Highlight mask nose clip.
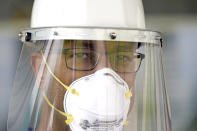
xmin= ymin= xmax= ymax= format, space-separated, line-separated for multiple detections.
xmin=98 ymin=68 xmax=132 ymax=99
xmin=105 ymin=71 xmax=132 ymax=99
xmin=104 ymin=72 xmax=124 ymax=86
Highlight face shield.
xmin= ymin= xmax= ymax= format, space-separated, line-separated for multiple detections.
xmin=7 ymin=28 xmax=171 ymax=131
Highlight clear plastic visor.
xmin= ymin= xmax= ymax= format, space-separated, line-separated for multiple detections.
xmin=8 ymin=29 xmax=171 ymax=131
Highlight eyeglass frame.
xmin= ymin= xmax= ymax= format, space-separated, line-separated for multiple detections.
xmin=42 ymin=47 xmax=145 ymax=73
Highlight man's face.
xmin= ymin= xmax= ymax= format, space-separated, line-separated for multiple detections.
xmin=32 ymin=40 xmax=138 ymax=129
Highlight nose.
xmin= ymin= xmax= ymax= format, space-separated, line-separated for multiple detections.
xmin=94 ymin=53 xmax=111 ymax=71
xmin=93 ymin=41 xmax=112 ymax=71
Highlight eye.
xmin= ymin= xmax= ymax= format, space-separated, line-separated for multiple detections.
xmin=74 ymin=52 xmax=88 ymax=58
xmin=117 ymin=55 xmax=131 ymax=62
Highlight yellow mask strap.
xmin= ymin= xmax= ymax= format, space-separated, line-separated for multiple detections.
xmin=43 ymin=93 xmax=73 ymax=124
xmin=125 ymin=89 xmax=132 ymax=125
xmin=124 ymin=121 xmax=129 ymax=126
xmin=125 ymin=89 xmax=132 ymax=99
xmin=40 ymin=50 xmax=79 ymax=96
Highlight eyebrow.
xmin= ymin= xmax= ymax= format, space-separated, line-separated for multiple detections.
xmin=116 ymin=46 xmax=135 ymax=52
xmin=117 ymin=42 xmax=138 ymax=51
xmin=81 ymin=40 xmax=96 ymax=50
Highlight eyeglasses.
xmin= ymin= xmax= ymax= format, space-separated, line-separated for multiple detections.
xmin=63 ymin=48 xmax=145 ymax=73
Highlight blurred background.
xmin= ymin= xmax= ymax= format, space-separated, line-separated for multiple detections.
xmin=0 ymin=0 xmax=197 ymax=131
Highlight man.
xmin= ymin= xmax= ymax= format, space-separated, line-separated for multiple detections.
xmin=7 ymin=0 xmax=171 ymax=131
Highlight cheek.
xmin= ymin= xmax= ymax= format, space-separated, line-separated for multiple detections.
xmin=119 ymin=73 xmax=136 ymax=89
xmin=56 ymin=68 xmax=94 ymax=86
xmin=51 ymin=60 xmax=95 ymax=110
xmin=118 ymin=73 xmax=136 ymax=113
xmin=47 ymin=80 xmax=66 ymax=110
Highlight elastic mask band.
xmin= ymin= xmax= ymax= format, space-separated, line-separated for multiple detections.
xmin=125 ymin=90 xmax=132 ymax=99
xmin=43 ymin=93 xmax=74 ymax=124
xmin=41 ymin=51 xmax=79 ymax=96
xmin=124 ymin=121 xmax=129 ymax=126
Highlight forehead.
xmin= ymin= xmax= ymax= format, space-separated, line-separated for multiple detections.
xmin=63 ymin=40 xmax=138 ymax=51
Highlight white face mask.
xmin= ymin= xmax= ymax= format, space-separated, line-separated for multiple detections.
xmin=64 ymin=68 xmax=131 ymax=131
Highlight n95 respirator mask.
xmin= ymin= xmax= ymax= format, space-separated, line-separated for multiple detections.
xmin=64 ymin=68 xmax=131 ymax=131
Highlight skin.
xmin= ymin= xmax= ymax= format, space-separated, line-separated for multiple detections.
xmin=31 ymin=40 xmax=138 ymax=131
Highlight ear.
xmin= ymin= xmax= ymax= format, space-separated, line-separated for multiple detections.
xmin=31 ymin=53 xmax=42 ymax=77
